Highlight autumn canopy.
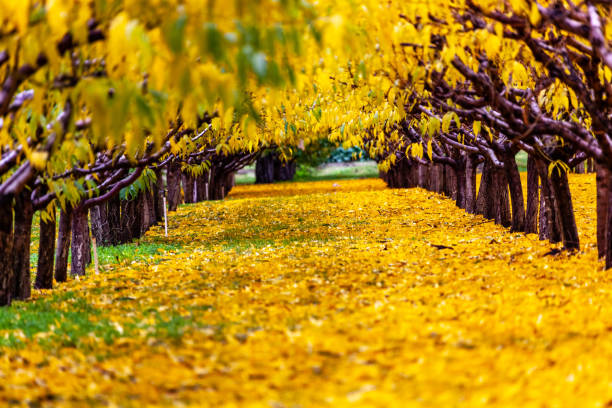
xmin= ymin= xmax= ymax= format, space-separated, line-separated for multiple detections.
xmin=0 ymin=0 xmax=611 ymax=405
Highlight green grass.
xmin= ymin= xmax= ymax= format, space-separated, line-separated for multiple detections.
xmin=516 ymin=151 xmax=528 ymax=172
xmin=236 ymin=161 xmax=379 ymax=185
xmin=0 ymin=290 xmax=124 ymax=349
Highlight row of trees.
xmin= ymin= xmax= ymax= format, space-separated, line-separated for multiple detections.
xmin=366 ymin=1 xmax=612 ymax=265
xmin=0 ymin=0 xmax=332 ymax=306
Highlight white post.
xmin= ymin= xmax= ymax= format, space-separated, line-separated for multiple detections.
xmin=92 ymin=237 xmax=99 ymax=275
xmin=162 ymin=196 xmax=168 ymax=237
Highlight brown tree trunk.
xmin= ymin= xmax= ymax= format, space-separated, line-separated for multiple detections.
xmin=418 ymin=162 xmax=429 ymax=189
xmin=35 ymin=211 xmax=56 ymax=290
xmin=491 ymin=168 xmax=511 ymax=228
xmin=54 ymin=207 xmax=72 ymax=283
xmin=596 ymin=164 xmax=610 ymax=258
xmin=104 ymin=196 xmax=121 ymax=245
xmin=167 ymin=161 xmax=181 ymax=211
xmin=90 ymin=204 xmax=112 ymax=246
xmin=536 ymin=161 xmax=562 ymax=243
xmin=255 ymin=154 xmax=275 ymax=184
xmin=549 ymin=167 xmax=580 ymax=250
xmin=196 ymin=171 xmax=209 ymax=202
xmin=465 ymin=155 xmax=478 ymax=214
xmin=431 ymin=163 xmax=445 ymax=194
xmin=445 ymin=164 xmax=457 ymax=201
xmin=208 ymin=166 xmax=226 ymax=200
xmin=504 ymin=153 xmax=525 ymax=232
xmin=476 ymin=161 xmax=492 ymax=216
xmin=454 ymin=160 xmax=466 ymax=210
xmin=132 ymin=193 xmax=144 ymax=238
xmin=0 ymin=202 xmax=14 ymax=306
xmin=525 ymin=156 xmax=539 ymax=234
xmin=274 ymin=159 xmax=296 ymax=182
xmin=182 ymin=173 xmax=196 ymax=204
xmin=70 ymin=209 xmax=91 ymax=277
xmin=12 ymin=189 xmax=33 ymax=300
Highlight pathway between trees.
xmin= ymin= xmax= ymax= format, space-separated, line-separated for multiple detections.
xmin=1 ymin=177 xmax=611 ymax=407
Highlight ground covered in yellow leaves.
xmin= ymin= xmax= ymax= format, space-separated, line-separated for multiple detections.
xmin=1 ymin=176 xmax=612 ymax=407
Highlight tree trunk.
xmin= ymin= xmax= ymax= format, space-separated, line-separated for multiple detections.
xmin=504 ymin=153 xmax=525 ymax=232
xmin=536 ymin=161 xmax=562 ymax=243
xmin=491 ymin=168 xmax=511 ymax=228
xmin=182 ymin=173 xmax=196 ymax=204
xmin=225 ymin=173 xmax=236 ymax=196
xmin=0 ymin=202 xmax=14 ymax=306
xmin=525 ymin=156 xmax=539 ymax=234
xmin=454 ymin=161 xmax=466 ymax=210
xmin=476 ymin=161 xmax=492 ymax=217
xmin=596 ymin=164 xmax=611 ymax=258
xmin=90 ymin=204 xmax=112 ymax=246
xmin=12 ymin=189 xmax=34 ymax=300
xmin=70 ymin=209 xmax=91 ymax=277
xmin=445 ymin=164 xmax=457 ymax=200
xmin=209 ymin=166 xmax=226 ymax=200
xmin=465 ymin=155 xmax=478 ymax=214
xmin=167 ymin=161 xmax=181 ymax=211
xmin=255 ymin=154 xmax=275 ymax=184
xmin=196 ymin=171 xmax=209 ymax=202
xmin=549 ymin=167 xmax=580 ymax=250
xmin=35 ymin=211 xmax=56 ymax=290
xmin=131 ymin=193 xmax=144 ymax=239
xmin=274 ymin=159 xmax=296 ymax=182
xmin=55 ymin=207 xmax=72 ymax=283
xmin=106 ymin=196 xmax=121 ymax=245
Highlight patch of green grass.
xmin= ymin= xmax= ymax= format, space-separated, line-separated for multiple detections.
xmin=236 ymin=172 xmax=256 ymax=185
xmin=295 ymin=161 xmax=379 ymax=182
xmin=0 ymin=291 xmax=124 ymax=349
xmin=96 ymin=241 xmax=183 ymax=266
xmin=516 ymin=151 xmax=528 ymax=172
xmin=235 ymin=161 xmax=380 ymax=185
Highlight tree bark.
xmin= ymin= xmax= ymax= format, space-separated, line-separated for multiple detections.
xmin=167 ymin=161 xmax=181 ymax=211
xmin=70 ymin=209 xmax=91 ymax=277
xmin=274 ymin=159 xmax=296 ymax=182
xmin=208 ymin=166 xmax=226 ymax=200
xmin=12 ymin=189 xmax=33 ymax=300
xmin=536 ymin=161 xmax=562 ymax=243
xmin=182 ymin=173 xmax=196 ymax=204
xmin=90 ymin=204 xmax=111 ymax=246
xmin=153 ymin=169 xmax=165 ymax=222
xmin=196 ymin=171 xmax=209 ymax=202
xmin=504 ymin=153 xmax=525 ymax=232
xmin=454 ymin=160 xmax=466 ymax=210
xmin=491 ymin=168 xmax=511 ymax=228
xmin=35 ymin=211 xmax=56 ymax=290
xmin=525 ymin=156 xmax=539 ymax=234
xmin=465 ymin=155 xmax=478 ymax=214
xmin=55 ymin=207 xmax=72 ymax=283
xmin=476 ymin=161 xmax=492 ymax=217
xmin=255 ymin=154 xmax=275 ymax=184
xmin=0 ymin=201 xmax=14 ymax=306
xmin=107 ymin=195 xmax=121 ymax=245
xmin=549 ymin=167 xmax=580 ymax=250
xmin=596 ymin=164 xmax=610 ymax=258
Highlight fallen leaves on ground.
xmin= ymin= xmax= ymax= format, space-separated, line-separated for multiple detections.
xmin=1 ymin=175 xmax=611 ymax=407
